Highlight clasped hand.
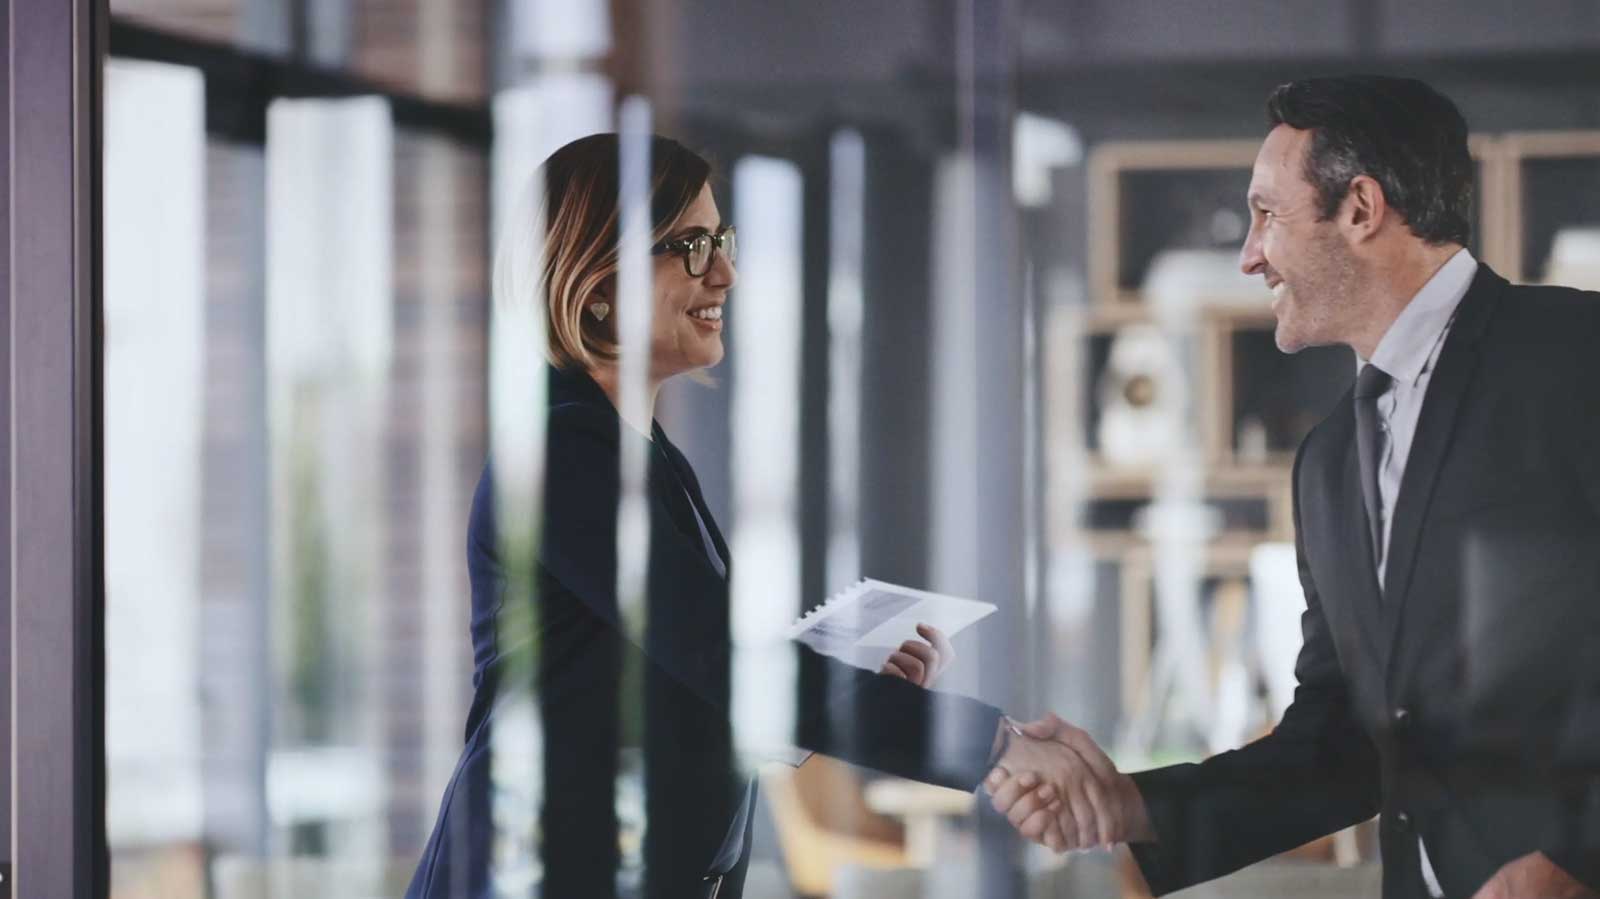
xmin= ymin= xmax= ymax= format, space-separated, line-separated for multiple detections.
xmin=984 ymin=714 xmax=1154 ymax=853
xmin=877 ymin=639 xmax=1153 ymax=854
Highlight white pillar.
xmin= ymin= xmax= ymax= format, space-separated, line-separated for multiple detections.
xmin=103 ymin=57 xmax=207 ymax=849
xmin=730 ymin=155 xmax=805 ymax=760
xmin=264 ymin=95 xmax=393 ymax=881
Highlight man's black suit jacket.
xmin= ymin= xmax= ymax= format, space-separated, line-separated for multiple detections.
xmin=1130 ymin=264 xmax=1600 ymax=898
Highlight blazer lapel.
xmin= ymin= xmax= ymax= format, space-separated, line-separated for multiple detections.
xmin=651 ymin=428 xmax=731 ymax=581
xmin=545 ymin=365 xmax=730 ymax=583
xmin=692 ymin=490 xmax=731 ymax=579
xmin=685 ymin=477 xmax=732 ymax=577
xmin=1380 ymin=267 xmax=1505 ymax=662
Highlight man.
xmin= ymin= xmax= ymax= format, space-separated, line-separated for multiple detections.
xmin=988 ymin=76 xmax=1600 ymax=898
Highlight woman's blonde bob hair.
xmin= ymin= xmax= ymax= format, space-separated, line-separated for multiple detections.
xmin=506 ymin=133 xmax=712 ymax=371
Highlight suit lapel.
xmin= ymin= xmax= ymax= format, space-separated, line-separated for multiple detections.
xmin=686 ymin=476 xmax=732 ymax=576
xmin=1380 ymin=267 xmax=1505 ymax=663
xmin=546 ymin=365 xmax=730 ymax=585
xmin=651 ymin=428 xmax=731 ymax=580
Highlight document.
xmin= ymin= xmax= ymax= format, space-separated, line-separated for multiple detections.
xmin=758 ymin=580 xmax=997 ymax=769
xmin=787 ymin=578 xmax=998 ymax=671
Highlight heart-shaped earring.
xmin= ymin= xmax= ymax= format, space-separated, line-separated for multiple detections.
xmin=589 ymin=302 xmax=611 ymax=322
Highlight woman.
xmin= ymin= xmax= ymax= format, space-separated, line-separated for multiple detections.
xmin=406 ymin=134 xmax=1012 ymax=899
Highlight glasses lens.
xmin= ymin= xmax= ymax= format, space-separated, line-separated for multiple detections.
xmin=721 ymin=227 xmax=736 ymax=266
xmin=688 ymin=234 xmax=712 ymax=276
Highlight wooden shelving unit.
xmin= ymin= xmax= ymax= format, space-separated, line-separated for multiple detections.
xmin=1089 ymin=136 xmax=1513 ymax=308
xmin=1087 ymin=139 xmax=1262 ymax=311
xmin=1495 ymin=131 xmax=1600 ymax=285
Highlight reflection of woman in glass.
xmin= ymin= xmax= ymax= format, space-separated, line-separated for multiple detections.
xmin=406 ymin=134 xmax=1010 ymax=899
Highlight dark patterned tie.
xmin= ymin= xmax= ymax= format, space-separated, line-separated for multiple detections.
xmin=1354 ymin=363 xmax=1394 ymax=573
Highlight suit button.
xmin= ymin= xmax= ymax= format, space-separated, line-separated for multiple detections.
xmin=1395 ymin=811 xmax=1412 ymax=831
xmin=1392 ymin=707 xmax=1411 ymax=731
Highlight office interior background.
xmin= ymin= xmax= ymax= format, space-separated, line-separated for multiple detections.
xmin=66 ymin=0 xmax=1600 ymax=896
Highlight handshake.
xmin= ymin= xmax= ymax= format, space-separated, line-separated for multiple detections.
xmin=984 ymin=714 xmax=1156 ymax=852
xmin=875 ymin=628 xmax=1155 ymax=853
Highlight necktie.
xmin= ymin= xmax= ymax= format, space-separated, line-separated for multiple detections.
xmin=1353 ymin=364 xmax=1393 ymax=573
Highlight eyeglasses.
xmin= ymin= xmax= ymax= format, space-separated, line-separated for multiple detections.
xmin=650 ymin=225 xmax=737 ymax=278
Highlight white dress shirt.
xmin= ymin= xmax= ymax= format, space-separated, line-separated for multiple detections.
xmin=1357 ymin=246 xmax=1478 ymax=896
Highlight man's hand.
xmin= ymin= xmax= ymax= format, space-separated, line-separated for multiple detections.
xmin=1472 ymin=852 xmax=1597 ymax=899
xmin=983 ymin=713 xmax=1155 ymax=853
xmin=878 ymin=623 xmax=954 ymax=688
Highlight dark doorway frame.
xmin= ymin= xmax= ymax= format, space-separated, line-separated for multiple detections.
xmin=8 ymin=0 xmax=109 ymax=897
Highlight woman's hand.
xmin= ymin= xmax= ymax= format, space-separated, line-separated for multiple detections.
xmin=879 ymin=623 xmax=955 ymax=688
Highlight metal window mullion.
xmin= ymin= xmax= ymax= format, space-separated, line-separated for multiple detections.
xmin=0 ymin=0 xmax=12 ymax=881
xmin=10 ymin=0 xmax=106 ymax=897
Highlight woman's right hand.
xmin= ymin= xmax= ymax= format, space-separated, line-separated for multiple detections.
xmin=879 ymin=623 xmax=955 ymax=688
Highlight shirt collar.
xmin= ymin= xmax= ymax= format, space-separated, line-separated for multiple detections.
xmin=1363 ymin=248 xmax=1477 ymax=387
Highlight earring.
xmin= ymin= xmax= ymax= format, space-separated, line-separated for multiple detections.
xmin=589 ymin=302 xmax=610 ymax=322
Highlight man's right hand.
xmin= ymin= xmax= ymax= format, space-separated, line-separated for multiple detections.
xmin=984 ymin=713 xmax=1155 ymax=852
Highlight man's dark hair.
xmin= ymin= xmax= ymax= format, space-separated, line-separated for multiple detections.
xmin=1266 ymin=75 xmax=1473 ymax=246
